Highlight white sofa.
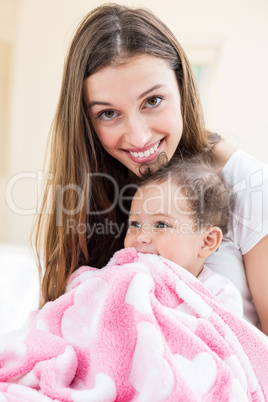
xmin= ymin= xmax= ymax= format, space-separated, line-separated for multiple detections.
xmin=0 ymin=243 xmax=39 ymax=334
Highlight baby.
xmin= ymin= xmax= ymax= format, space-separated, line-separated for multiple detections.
xmin=124 ymin=159 xmax=243 ymax=317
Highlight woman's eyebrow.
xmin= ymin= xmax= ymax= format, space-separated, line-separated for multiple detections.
xmin=88 ymin=100 xmax=112 ymax=107
xmin=137 ymin=84 xmax=166 ymax=100
xmin=88 ymin=84 xmax=166 ymax=108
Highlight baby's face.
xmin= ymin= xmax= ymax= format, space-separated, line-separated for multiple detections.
xmin=124 ymin=181 xmax=205 ymax=276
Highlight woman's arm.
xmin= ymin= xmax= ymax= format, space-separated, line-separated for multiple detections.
xmin=243 ymin=234 xmax=268 ymax=335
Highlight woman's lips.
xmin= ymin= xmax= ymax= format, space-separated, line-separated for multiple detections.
xmin=124 ymin=139 xmax=164 ymax=163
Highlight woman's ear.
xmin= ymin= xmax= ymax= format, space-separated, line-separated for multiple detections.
xmin=198 ymin=227 xmax=223 ymax=259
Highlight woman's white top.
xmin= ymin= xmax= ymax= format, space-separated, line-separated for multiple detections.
xmin=205 ymin=149 xmax=268 ymax=327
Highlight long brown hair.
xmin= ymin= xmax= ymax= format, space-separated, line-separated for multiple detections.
xmin=34 ymin=3 xmax=219 ymax=306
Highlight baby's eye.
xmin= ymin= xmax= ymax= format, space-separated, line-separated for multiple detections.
xmin=129 ymin=221 xmax=141 ymax=228
xmin=155 ymin=221 xmax=170 ymax=229
xmin=97 ymin=110 xmax=119 ymax=121
xmin=144 ymin=96 xmax=162 ymax=109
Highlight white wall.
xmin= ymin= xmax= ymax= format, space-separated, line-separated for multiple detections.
xmin=3 ymin=0 xmax=268 ymax=245
xmin=0 ymin=0 xmax=18 ymax=242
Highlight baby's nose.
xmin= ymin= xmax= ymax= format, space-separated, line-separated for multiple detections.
xmin=135 ymin=229 xmax=152 ymax=244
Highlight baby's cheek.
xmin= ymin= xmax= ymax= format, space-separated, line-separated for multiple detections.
xmin=124 ymin=232 xmax=133 ymax=248
xmin=158 ymin=241 xmax=176 ymax=263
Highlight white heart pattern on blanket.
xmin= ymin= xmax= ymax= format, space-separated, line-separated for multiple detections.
xmin=1 ymin=249 xmax=267 ymax=401
xmin=61 ymin=277 xmax=109 ymax=348
xmin=130 ymin=322 xmax=175 ymax=401
xmin=173 ymin=352 xmax=217 ymax=397
xmin=125 ymin=272 xmax=154 ymax=313
xmin=0 ymin=327 xmax=28 ymax=368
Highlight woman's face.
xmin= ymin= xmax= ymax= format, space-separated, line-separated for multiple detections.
xmin=84 ymin=55 xmax=183 ymax=176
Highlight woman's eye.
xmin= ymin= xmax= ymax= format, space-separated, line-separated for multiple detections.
xmin=129 ymin=221 xmax=141 ymax=228
xmin=155 ymin=221 xmax=170 ymax=229
xmin=98 ymin=110 xmax=118 ymax=121
xmin=144 ymin=96 xmax=162 ymax=109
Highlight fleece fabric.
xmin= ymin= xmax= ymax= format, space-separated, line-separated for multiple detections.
xmin=0 ymin=248 xmax=267 ymax=401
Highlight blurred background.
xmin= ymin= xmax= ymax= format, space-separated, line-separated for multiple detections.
xmin=1 ymin=0 xmax=268 ymax=247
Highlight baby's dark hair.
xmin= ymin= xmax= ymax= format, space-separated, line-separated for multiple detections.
xmin=138 ymin=158 xmax=235 ymax=235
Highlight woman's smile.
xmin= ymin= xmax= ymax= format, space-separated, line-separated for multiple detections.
xmin=123 ymin=138 xmax=164 ymax=163
xmin=84 ymin=55 xmax=183 ymax=176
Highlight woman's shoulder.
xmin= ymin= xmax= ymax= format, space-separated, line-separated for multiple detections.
xmin=213 ymin=141 xmax=268 ymax=178
xmin=218 ymin=144 xmax=268 ymax=255
xmin=212 ymin=140 xmax=237 ymax=172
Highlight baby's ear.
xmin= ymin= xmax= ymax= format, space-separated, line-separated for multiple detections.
xmin=198 ymin=227 xmax=222 ymax=259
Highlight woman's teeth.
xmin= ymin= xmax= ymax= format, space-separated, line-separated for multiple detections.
xmin=129 ymin=141 xmax=161 ymax=158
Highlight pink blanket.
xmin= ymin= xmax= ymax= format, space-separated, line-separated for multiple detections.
xmin=0 ymin=248 xmax=267 ymax=401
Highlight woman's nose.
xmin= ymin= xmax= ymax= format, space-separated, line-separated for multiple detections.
xmin=125 ymin=115 xmax=151 ymax=149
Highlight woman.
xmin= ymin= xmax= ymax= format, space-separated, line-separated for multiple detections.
xmin=35 ymin=3 xmax=268 ymax=335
